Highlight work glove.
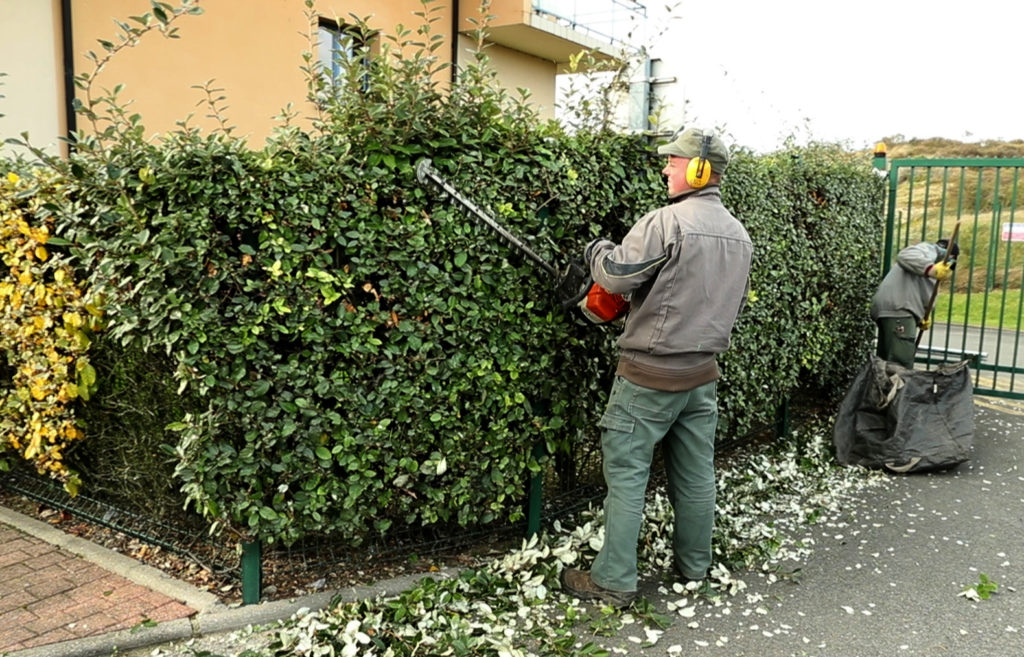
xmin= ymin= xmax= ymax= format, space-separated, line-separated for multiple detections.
xmin=918 ymin=317 xmax=931 ymax=331
xmin=929 ymin=261 xmax=953 ymax=281
xmin=555 ymin=259 xmax=592 ymax=309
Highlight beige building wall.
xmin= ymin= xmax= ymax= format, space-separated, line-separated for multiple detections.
xmin=459 ymin=35 xmax=558 ymax=117
xmin=72 ymin=0 xmax=324 ymax=146
xmin=73 ymin=0 xmax=558 ymax=143
xmin=0 ymin=1 xmax=595 ymax=152
xmin=0 ymin=0 xmax=65 ymax=157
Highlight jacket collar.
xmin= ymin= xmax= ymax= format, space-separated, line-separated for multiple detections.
xmin=668 ymin=185 xmax=721 ymax=204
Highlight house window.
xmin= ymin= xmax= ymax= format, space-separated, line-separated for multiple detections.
xmin=317 ymin=18 xmax=368 ymax=87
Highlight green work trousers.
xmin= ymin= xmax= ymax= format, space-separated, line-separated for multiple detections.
xmin=876 ymin=316 xmax=918 ymax=369
xmin=591 ymin=376 xmax=718 ymax=593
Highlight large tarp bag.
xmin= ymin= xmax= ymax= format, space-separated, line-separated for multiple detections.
xmin=833 ymin=355 xmax=974 ymax=473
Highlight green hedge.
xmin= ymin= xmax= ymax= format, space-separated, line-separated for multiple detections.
xmin=3 ymin=9 xmax=885 ymax=546
xmin=719 ymin=149 xmax=884 ymax=426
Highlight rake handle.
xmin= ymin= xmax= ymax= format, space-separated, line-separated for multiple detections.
xmin=915 ymin=221 xmax=962 ymax=349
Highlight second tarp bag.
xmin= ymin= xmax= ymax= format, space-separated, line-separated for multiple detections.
xmin=833 ymin=355 xmax=974 ymax=473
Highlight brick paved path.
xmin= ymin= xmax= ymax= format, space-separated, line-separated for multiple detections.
xmin=0 ymin=523 xmax=195 ymax=653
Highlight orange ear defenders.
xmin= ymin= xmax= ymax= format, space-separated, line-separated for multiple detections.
xmin=685 ymin=134 xmax=714 ymax=188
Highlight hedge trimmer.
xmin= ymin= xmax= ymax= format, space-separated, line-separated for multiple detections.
xmin=415 ymin=158 xmax=628 ymax=324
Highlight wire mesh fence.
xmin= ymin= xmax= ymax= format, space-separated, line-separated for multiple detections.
xmin=0 ymin=466 xmax=238 ymax=576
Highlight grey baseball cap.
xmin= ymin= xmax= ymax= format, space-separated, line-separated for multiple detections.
xmin=657 ymin=128 xmax=730 ymax=173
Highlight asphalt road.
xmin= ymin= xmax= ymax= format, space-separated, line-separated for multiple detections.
xmin=920 ymin=322 xmax=1022 ymax=369
xmin=920 ymin=322 xmax=1024 ymax=396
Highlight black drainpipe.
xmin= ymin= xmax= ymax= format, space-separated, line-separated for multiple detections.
xmin=60 ymin=0 xmax=77 ymax=148
xmin=450 ymin=0 xmax=459 ymax=84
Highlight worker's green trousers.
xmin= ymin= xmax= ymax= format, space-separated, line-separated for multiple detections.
xmin=876 ymin=316 xmax=918 ymax=369
xmin=591 ymin=376 xmax=718 ymax=593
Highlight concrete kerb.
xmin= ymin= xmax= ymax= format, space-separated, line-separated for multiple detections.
xmin=8 ymin=584 xmax=423 ymax=657
xmin=2 ymin=502 xmax=457 ymax=657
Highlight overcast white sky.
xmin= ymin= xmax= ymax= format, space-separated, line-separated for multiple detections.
xmin=644 ymin=0 xmax=1023 ymax=153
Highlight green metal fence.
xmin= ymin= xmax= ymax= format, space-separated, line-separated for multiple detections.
xmin=884 ymin=157 xmax=1024 ymax=399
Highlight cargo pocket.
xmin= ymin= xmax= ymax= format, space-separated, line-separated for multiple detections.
xmin=598 ymin=412 xmax=635 ymax=434
xmin=598 ymin=376 xmax=636 ymax=434
xmin=598 ymin=409 xmax=637 ymax=465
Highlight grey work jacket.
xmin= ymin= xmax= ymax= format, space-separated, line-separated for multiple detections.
xmin=870 ymin=242 xmax=942 ymax=322
xmin=585 ymin=187 xmax=752 ymax=366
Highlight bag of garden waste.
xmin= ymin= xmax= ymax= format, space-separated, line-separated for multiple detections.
xmin=833 ymin=355 xmax=973 ymax=473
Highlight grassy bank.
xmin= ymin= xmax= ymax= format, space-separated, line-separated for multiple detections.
xmin=934 ymin=286 xmax=1024 ymax=328
xmin=882 ymin=137 xmax=1024 ymax=330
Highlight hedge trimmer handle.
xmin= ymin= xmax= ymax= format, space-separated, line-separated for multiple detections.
xmin=554 ymin=259 xmax=591 ymax=308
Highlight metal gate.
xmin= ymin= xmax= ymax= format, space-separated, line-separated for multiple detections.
xmin=883 ymin=156 xmax=1024 ymax=400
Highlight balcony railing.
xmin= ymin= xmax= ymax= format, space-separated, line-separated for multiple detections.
xmin=532 ymin=0 xmax=647 ymax=49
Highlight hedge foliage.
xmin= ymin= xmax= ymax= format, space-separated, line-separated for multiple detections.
xmin=719 ymin=149 xmax=885 ymax=425
xmin=0 ymin=1 xmax=885 ymax=545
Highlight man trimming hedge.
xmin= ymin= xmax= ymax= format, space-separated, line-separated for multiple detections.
xmin=561 ymin=128 xmax=753 ymax=608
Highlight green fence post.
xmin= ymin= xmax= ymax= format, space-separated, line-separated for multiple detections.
xmin=875 ymin=142 xmax=899 ymax=274
xmin=241 ymin=540 xmax=262 ymax=605
xmin=987 ymin=199 xmax=1001 ymax=291
xmin=526 ymin=441 xmax=544 ymax=538
xmin=774 ymin=398 xmax=790 ymax=439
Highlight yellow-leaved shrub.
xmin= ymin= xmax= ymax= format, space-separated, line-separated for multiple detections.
xmin=0 ymin=170 xmax=102 ymax=493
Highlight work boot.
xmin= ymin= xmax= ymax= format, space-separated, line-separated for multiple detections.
xmin=672 ymin=561 xmax=708 ymax=592
xmin=560 ymin=568 xmax=636 ymax=609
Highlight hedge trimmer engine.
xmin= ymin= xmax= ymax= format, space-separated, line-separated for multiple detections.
xmin=415 ymin=159 xmax=628 ymax=324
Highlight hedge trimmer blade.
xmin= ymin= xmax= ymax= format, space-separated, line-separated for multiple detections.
xmin=415 ymin=158 xmax=558 ymax=277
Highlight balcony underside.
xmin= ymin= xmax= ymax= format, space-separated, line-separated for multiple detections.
xmin=471 ymin=15 xmax=621 ymax=64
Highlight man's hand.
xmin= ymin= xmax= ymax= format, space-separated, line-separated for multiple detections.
xmin=929 ymin=261 xmax=953 ymax=281
xmin=918 ymin=318 xmax=931 ymax=331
